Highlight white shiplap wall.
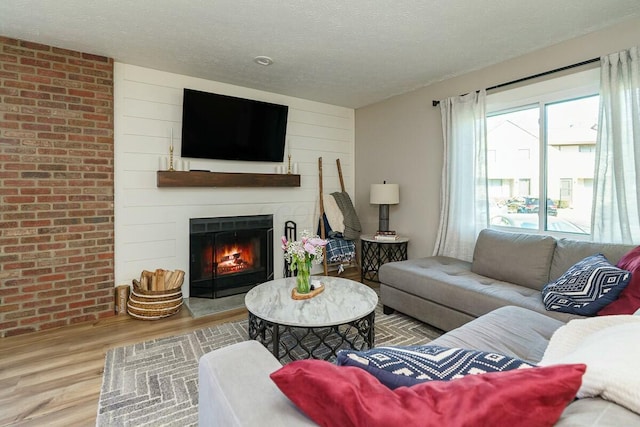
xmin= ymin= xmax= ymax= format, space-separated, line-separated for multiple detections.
xmin=114 ymin=63 xmax=355 ymax=295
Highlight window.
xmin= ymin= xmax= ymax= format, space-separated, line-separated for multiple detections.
xmin=579 ymin=144 xmax=596 ymax=153
xmin=488 ymin=179 xmax=511 ymax=200
xmin=487 ymin=68 xmax=599 ymax=235
xmin=517 ymin=149 xmax=530 ymax=160
xmin=518 ymin=178 xmax=531 ymax=196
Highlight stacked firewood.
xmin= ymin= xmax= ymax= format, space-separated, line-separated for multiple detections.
xmin=134 ymin=269 xmax=185 ymax=291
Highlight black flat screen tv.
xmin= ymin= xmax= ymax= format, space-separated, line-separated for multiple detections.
xmin=181 ymin=88 xmax=288 ymax=163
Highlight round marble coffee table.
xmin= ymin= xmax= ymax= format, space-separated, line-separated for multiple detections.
xmin=245 ymin=276 xmax=378 ymax=362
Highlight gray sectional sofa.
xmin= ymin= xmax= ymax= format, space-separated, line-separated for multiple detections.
xmin=198 ymin=305 xmax=640 ymax=425
xmin=197 ymin=229 xmax=640 ymax=426
xmin=379 ymin=228 xmax=634 ymax=331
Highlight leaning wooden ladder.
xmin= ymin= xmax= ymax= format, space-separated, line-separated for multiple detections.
xmin=318 ymin=157 xmax=357 ymax=275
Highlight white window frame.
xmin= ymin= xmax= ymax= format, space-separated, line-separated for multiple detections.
xmin=486 ymin=68 xmax=600 ymax=238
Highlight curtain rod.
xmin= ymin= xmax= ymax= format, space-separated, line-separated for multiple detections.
xmin=432 ymin=57 xmax=600 ymax=107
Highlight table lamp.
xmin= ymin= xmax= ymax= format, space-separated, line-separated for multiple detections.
xmin=370 ymin=182 xmax=400 ymax=232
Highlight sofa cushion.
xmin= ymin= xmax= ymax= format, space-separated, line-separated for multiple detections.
xmin=550 ymin=238 xmax=635 ymax=282
xmin=555 ymin=398 xmax=640 ymax=426
xmin=430 ymin=306 xmax=564 ymax=363
xmin=271 ymin=359 xmax=585 ymax=427
xmin=540 ymin=315 xmax=640 ymax=415
xmin=198 ymin=340 xmax=317 ymax=427
xmin=381 ymin=256 xmax=582 ymax=324
xmin=471 ymin=229 xmax=556 ymax=290
xmin=542 ymin=254 xmax=630 ymax=316
xmin=335 ymin=345 xmax=533 ymax=389
xmin=599 ymin=246 xmax=640 ymax=315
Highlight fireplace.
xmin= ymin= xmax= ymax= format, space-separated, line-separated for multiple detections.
xmin=189 ymin=215 xmax=274 ymax=299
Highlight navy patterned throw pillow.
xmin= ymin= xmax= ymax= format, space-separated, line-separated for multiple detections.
xmin=542 ymin=253 xmax=631 ymax=316
xmin=335 ymin=345 xmax=533 ymax=389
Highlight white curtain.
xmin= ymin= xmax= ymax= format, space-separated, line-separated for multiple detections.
xmin=433 ymin=90 xmax=489 ymax=261
xmin=592 ymin=46 xmax=640 ymax=244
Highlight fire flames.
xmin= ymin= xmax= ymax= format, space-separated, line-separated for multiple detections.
xmin=201 ymin=242 xmax=256 ymax=276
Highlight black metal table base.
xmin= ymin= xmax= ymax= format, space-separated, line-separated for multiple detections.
xmin=361 ymin=239 xmax=408 ymax=282
xmin=248 ymin=311 xmax=375 ymax=362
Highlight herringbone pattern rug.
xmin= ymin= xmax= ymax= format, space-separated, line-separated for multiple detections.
xmin=97 ymin=304 xmax=441 ymax=426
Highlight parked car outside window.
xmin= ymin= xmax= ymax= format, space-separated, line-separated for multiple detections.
xmin=506 ymin=196 xmax=558 ymax=216
xmin=490 ymin=213 xmax=585 ymax=234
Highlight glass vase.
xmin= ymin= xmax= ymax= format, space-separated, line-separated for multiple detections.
xmin=295 ymin=259 xmax=312 ymax=294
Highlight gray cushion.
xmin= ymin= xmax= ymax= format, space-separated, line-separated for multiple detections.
xmin=471 ymin=229 xmax=556 ymax=290
xmin=549 ymin=238 xmax=636 ymax=281
xmin=380 ymin=257 xmax=582 ymax=323
xmin=198 ymin=340 xmax=316 ymax=427
xmin=430 ymin=306 xmax=564 ymax=364
xmin=555 ymin=398 xmax=640 ymax=426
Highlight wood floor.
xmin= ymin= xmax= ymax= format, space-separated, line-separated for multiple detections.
xmin=0 ymin=268 xmax=370 ymax=427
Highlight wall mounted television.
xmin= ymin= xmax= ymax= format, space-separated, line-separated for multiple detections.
xmin=181 ymin=88 xmax=289 ymax=162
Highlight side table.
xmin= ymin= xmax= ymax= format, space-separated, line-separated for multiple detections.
xmin=360 ymin=234 xmax=409 ymax=282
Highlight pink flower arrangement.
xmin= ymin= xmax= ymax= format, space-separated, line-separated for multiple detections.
xmin=281 ymin=230 xmax=328 ymax=269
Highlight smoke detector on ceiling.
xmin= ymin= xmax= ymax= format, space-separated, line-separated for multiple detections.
xmin=254 ymin=56 xmax=274 ymax=66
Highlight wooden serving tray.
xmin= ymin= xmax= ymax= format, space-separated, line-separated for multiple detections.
xmin=291 ymin=283 xmax=325 ymax=300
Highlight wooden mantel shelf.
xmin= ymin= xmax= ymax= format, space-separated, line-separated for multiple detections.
xmin=157 ymin=171 xmax=301 ymax=188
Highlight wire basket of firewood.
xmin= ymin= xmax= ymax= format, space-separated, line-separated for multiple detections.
xmin=127 ymin=269 xmax=185 ymax=320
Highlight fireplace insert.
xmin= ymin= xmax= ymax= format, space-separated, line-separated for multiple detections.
xmin=189 ymin=215 xmax=273 ymax=299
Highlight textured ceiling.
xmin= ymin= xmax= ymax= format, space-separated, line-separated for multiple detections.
xmin=1 ymin=1 xmax=640 ymax=108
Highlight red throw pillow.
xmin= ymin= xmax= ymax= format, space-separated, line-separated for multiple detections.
xmin=270 ymin=359 xmax=585 ymax=427
xmin=599 ymin=246 xmax=640 ymax=315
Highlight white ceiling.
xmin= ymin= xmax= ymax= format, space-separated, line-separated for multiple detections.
xmin=1 ymin=1 xmax=640 ymax=108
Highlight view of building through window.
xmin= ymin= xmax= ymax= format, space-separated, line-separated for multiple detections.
xmin=487 ymin=95 xmax=599 ymax=235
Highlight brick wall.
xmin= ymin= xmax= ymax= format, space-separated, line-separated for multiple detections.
xmin=0 ymin=36 xmax=115 ymax=337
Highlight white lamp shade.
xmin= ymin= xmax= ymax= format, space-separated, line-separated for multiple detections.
xmin=370 ymin=183 xmax=399 ymax=205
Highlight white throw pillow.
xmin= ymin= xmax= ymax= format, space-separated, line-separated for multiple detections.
xmin=539 ymin=315 xmax=640 ymax=414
